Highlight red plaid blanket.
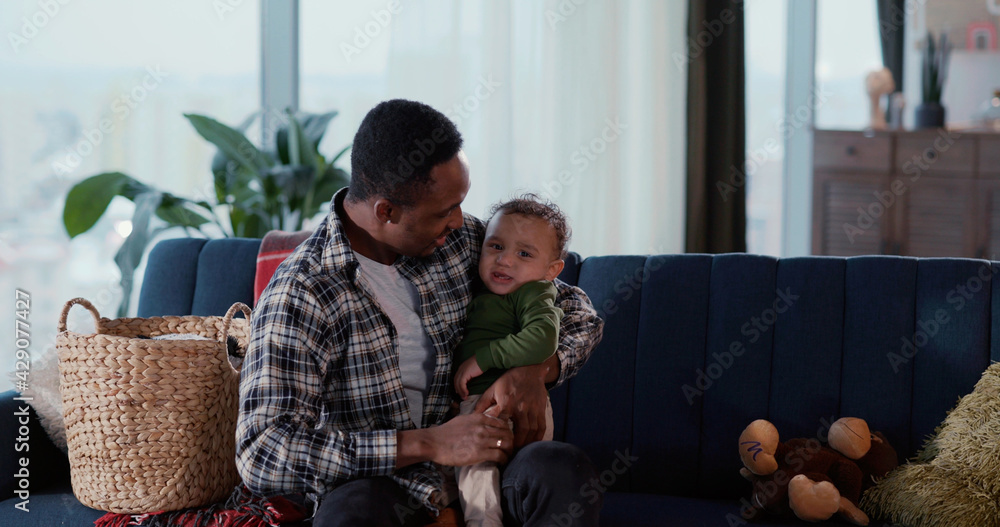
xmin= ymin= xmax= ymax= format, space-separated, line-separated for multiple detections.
xmin=253 ymin=230 xmax=311 ymax=305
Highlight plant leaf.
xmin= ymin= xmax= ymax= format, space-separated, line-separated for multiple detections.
xmin=63 ymin=172 xmax=147 ymax=238
xmin=298 ymin=110 xmax=338 ymax=147
xmin=330 ymin=143 xmax=352 ymax=165
xmin=287 ymin=113 xmax=302 ymax=167
xmin=276 ymin=110 xmax=338 ymax=164
xmin=306 ymin=166 xmax=350 ymax=218
xmin=113 ymin=192 xmax=163 ymax=317
xmin=230 ymin=205 xmax=270 ymax=238
xmin=185 ymin=113 xmax=273 ymax=174
xmin=288 ymin=112 xmax=320 ymax=170
xmin=155 ymin=194 xmax=211 ymax=229
xmin=210 ymin=111 xmax=261 ymax=173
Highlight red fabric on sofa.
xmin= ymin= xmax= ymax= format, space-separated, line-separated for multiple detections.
xmin=253 ymin=230 xmax=311 ymax=305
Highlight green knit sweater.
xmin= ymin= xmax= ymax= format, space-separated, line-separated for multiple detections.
xmin=454 ymin=280 xmax=563 ymax=395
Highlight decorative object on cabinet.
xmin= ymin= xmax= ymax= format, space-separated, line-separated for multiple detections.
xmin=965 ymin=21 xmax=997 ymax=50
xmin=915 ymin=32 xmax=952 ymax=129
xmin=866 ymin=68 xmax=896 ymax=131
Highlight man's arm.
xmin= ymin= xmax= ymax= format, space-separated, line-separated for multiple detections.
xmin=549 ymin=280 xmax=604 ymax=386
xmin=237 ymin=272 xmax=516 ymax=496
xmin=236 ymin=279 xmax=399 ymax=497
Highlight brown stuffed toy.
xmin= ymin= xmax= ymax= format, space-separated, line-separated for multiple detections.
xmin=737 ymin=418 xmax=898 ymax=525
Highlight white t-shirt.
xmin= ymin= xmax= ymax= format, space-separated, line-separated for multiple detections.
xmin=353 ymin=251 xmax=437 ymax=427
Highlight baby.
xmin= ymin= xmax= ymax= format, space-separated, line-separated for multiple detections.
xmin=453 ymin=194 xmax=570 ymax=527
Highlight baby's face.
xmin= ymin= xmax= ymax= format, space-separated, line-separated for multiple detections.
xmin=479 ymin=211 xmax=563 ymax=296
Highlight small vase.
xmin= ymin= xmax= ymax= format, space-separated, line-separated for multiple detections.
xmin=915 ymin=102 xmax=946 ymax=129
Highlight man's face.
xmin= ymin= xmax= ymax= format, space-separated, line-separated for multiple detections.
xmin=479 ymin=211 xmax=563 ymax=296
xmin=391 ymin=151 xmax=471 ymax=258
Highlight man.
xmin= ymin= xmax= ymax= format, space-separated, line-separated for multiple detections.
xmin=236 ymin=99 xmax=604 ymax=526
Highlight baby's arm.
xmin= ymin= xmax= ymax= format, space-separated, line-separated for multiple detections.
xmin=455 ymin=356 xmax=484 ymax=399
xmin=454 ymin=281 xmax=563 ymax=398
xmin=476 ymin=280 xmax=563 ymax=372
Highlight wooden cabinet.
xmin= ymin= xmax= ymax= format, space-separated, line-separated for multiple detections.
xmin=979 ymin=181 xmax=1000 ymax=259
xmin=812 ymin=129 xmax=1000 ymax=258
xmin=898 ymin=177 xmax=976 ymax=257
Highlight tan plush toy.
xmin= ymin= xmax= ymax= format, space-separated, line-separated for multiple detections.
xmin=737 ymin=418 xmax=897 ymax=525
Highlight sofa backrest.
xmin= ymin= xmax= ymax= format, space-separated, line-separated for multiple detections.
xmin=138 ymin=238 xmax=261 ymax=317
xmin=551 ymin=253 xmax=999 ymax=499
xmin=138 ymin=239 xmax=1000 ymax=500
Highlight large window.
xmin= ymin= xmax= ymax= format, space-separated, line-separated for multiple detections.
xmin=1 ymin=1 xmax=259 ymax=380
xmin=300 ymin=0 xmax=688 ymax=258
xmin=3 ymin=0 xmax=692 ymax=390
xmin=745 ymin=0 xmax=788 ymax=256
xmin=814 ymin=0 xmax=883 ymax=130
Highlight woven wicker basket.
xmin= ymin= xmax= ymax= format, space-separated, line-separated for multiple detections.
xmin=56 ymin=298 xmax=252 ymax=514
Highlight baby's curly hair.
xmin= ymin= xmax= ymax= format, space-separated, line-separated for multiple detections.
xmin=488 ymin=193 xmax=571 ymax=260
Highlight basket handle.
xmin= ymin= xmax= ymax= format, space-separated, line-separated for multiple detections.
xmin=221 ymin=302 xmax=252 ymax=355
xmin=58 ymin=298 xmax=102 ymax=333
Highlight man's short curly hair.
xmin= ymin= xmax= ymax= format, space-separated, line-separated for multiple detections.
xmin=347 ymin=99 xmax=463 ymax=207
xmin=488 ymin=193 xmax=571 ymax=260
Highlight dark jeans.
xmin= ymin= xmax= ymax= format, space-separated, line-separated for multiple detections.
xmin=312 ymin=441 xmax=601 ymax=527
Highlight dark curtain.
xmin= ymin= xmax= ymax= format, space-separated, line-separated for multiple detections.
xmin=685 ymin=0 xmax=746 ymax=253
xmin=877 ymin=0 xmax=905 ymax=90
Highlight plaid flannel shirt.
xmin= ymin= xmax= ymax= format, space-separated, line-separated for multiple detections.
xmin=236 ymin=191 xmax=604 ymax=513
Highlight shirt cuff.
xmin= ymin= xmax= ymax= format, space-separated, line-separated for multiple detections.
xmin=342 ymin=429 xmax=398 ymax=478
xmin=475 ymin=348 xmax=496 ymax=372
xmin=553 ymin=347 xmax=571 ymax=388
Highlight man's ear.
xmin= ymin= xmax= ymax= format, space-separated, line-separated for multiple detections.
xmin=544 ymin=259 xmax=565 ymax=281
xmin=373 ymin=198 xmax=395 ymax=224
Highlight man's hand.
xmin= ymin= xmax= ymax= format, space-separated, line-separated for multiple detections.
xmin=397 ymin=413 xmax=513 ymax=469
xmin=454 ymin=357 xmax=484 ymax=400
xmin=474 ymin=357 xmax=556 ymax=448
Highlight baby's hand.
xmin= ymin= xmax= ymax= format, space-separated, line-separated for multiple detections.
xmin=455 ymin=357 xmax=484 ymax=400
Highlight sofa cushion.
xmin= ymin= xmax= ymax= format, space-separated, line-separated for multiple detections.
xmin=0 ymin=483 xmax=104 ymax=527
xmin=137 ymin=238 xmax=261 ymax=318
xmin=861 ymin=362 xmax=1000 ymax=526
xmin=137 ymin=238 xmax=208 ymax=317
xmin=0 ymin=390 xmax=70 ymax=498
xmin=600 ymin=492 xmax=893 ymax=526
xmin=190 ymin=238 xmax=261 ymax=316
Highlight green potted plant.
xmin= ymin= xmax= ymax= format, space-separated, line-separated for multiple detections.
xmin=62 ymin=109 xmax=351 ymax=316
xmin=915 ymin=31 xmax=951 ymax=128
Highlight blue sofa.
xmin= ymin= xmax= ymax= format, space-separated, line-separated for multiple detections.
xmin=3 ymin=237 xmax=999 ymax=526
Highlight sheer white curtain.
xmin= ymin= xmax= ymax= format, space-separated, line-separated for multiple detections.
xmin=379 ymin=0 xmax=687 ymax=257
